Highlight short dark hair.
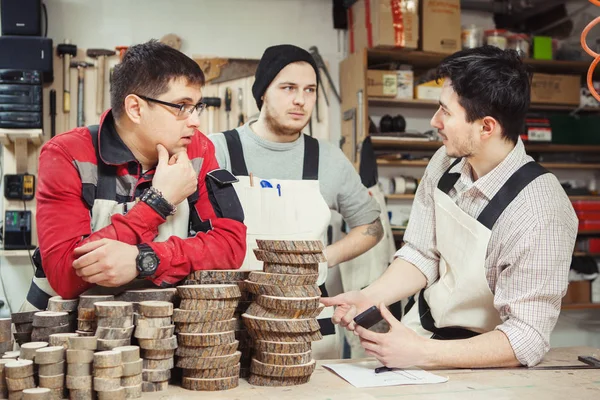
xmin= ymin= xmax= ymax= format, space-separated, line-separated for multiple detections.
xmin=436 ymin=46 xmax=531 ymax=143
xmin=110 ymin=40 xmax=205 ymax=119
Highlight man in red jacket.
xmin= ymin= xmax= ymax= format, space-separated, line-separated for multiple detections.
xmin=23 ymin=40 xmax=246 ymax=309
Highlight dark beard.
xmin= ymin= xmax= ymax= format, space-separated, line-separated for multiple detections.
xmin=263 ymin=105 xmax=307 ymax=137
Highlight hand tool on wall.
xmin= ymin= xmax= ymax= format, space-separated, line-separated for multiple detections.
xmin=202 ymin=97 xmax=221 ymax=133
xmin=342 ymin=108 xmax=357 ymax=162
xmin=86 ymin=48 xmax=116 ymax=115
xmin=49 ymin=89 xmax=56 ymax=138
xmin=237 ymin=88 xmax=244 ymax=126
xmin=70 ymin=61 xmax=93 ymax=127
xmin=56 ymin=40 xmax=77 ymax=114
xmin=115 ymin=46 xmax=128 ymax=62
xmin=224 ymin=87 xmax=232 ymax=130
xmin=308 ymin=45 xmax=341 ymax=105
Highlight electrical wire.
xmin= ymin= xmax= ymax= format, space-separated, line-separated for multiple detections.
xmin=42 ymin=2 xmax=48 ymax=37
xmin=22 ymin=201 xmax=36 ymax=274
xmin=581 ymin=0 xmax=600 ymax=102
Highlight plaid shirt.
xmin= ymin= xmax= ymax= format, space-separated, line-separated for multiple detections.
xmin=396 ymin=139 xmax=578 ymax=366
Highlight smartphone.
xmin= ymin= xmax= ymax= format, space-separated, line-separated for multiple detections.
xmin=353 ymin=306 xmax=383 ymax=329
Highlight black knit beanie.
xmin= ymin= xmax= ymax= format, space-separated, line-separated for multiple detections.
xmin=252 ymin=44 xmax=319 ymax=110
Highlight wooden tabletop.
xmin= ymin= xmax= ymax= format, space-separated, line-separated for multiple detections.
xmin=144 ymin=346 xmax=600 ymax=399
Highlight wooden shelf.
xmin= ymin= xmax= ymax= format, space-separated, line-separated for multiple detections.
xmin=386 ymin=194 xmax=415 ymax=200
xmin=578 ymin=230 xmax=600 ymax=235
xmin=0 ymin=250 xmax=33 ymax=257
xmin=573 ymin=252 xmax=600 ymax=257
xmin=526 ymin=143 xmax=600 ymax=153
xmin=378 ymin=159 xmax=429 ymax=167
xmin=562 ymin=303 xmax=600 ymax=310
xmin=540 ymin=163 xmax=600 ymax=170
xmin=0 ymin=129 xmax=43 ymax=146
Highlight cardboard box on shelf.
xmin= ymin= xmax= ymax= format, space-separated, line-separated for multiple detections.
xmin=367 ymin=70 xmax=398 ymax=97
xmin=421 ymin=0 xmax=461 ymax=54
xmin=415 ymin=79 xmax=443 ymax=100
xmin=395 ymin=70 xmax=414 ymax=99
xmin=530 ymin=73 xmax=580 ymax=106
xmin=350 ymin=0 xmax=419 ymax=52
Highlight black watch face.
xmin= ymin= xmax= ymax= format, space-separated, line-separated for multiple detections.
xmin=140 ymin=254 xmax=157 ymax=272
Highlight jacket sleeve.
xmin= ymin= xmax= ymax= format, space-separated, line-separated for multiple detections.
xmin=147 ymin=139 xmax=247 ymax=286
xmin=36 ymin=141 xmax=167 ymax=299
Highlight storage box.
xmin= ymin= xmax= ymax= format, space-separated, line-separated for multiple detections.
xmin=530 ymin=73 xmax=580 ymax=106
xmin=415 ymin=79 xmax=443 ymax=100
xmin=395 ymin=70 xmax=414 ymax=99
xmin=421 ymin=0 xmax=461 ymax=54
xmin=367 ymin=70 xmax=398 ymax=97
xmin=533 ymin=36 xmax=553 ymax=60
xmin=350 ymin=0 xmax=419 ymax=52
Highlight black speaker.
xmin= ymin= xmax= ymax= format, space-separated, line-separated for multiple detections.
xmin=1 ymin=0 xmax=42 ymax=36
xmin=0 ymin=36 xmax=53 ymax=83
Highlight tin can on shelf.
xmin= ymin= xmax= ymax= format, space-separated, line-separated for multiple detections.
xmin=508 ymin=34 xmax=530 ymax=58
xmin=461 ymin=25 xmax=484 ymax=49
xmin=485 ymin=29 xmax=508 ymax=49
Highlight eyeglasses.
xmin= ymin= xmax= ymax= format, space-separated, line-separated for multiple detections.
xmin=137 ymin=95 xmax=206 ymax=117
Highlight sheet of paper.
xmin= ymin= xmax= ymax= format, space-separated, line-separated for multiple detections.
xmin=323 ymin=361 xmax=449 ymax=388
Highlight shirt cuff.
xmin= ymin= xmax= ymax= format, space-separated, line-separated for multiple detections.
xmin=496 ymin=319 xmax=548 ymax=367
xmin=394 ymin=244 xmax=439 ymax=287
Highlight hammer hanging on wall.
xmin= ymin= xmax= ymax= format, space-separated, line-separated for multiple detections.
xmin=70 ymin=61 xmax=93 ymax=127
xmin=87 ymin=49 xmax=116 ymax=115
xmin=56 ymin=40 xmax=77 ymax=114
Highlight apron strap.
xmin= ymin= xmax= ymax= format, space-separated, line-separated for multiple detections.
xmin=418 ymin=289 xmax=480 ymax=340
xmin=89 ymin=125 xmax=118 ymax=200
xmin=302 ymin=134 xmax=319 ymax=180
xmin=437 ymin=157 xmax=463 ymax=194
xmin=477 ymin=162 xmax=549 ymax=230
xmin=223 ymin=129 xmax=249 ymax=176
xmin=26 ymin=280 xmax=52 ymax=311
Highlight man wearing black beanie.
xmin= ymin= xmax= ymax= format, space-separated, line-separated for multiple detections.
xmin=210 ymin=44 xmax=384 ymax=359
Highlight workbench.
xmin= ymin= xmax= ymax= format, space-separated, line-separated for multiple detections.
xmin=143 ymin=346 xmax=600 ymax=399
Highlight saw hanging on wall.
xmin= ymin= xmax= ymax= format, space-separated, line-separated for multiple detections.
xmin=193 ymin=57 xmax=259 ymax=84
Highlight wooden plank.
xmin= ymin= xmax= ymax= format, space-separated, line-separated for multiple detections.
xmin=340 ymin=49 xmax=367 ymax=165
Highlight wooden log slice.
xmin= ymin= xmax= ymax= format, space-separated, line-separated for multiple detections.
xmin=37 ymin=374 xmax=65 ymax=389
xmin=22 ymin=388 xmax=52 ymax=400
xmin=31 ymin=325 xmax=71 ymax=342
xmin=12 ymin=332 xmax=31 ymax=345
xmin=66 ymin=350 xmax=94 ymax=364
xmin=141 ymin=358 xmax=174 ymax=370
xmin=4 ymin=360 xmax=34 ymax=379
xmin=5 ymin=376 xmax=36 ymax=391
xmin=246 ymin=303 xmax=323 ymax=319
xmin=255 ymin=239 xmax=324 ymax=254
xmin=0 ymin=318 xmax=11 ymax=342
xmin=92 ymin=351 xmax=122 ymax=368
xmin=181 ymin=364 xmax=240 ymax=379
xmin=257 ymin=295 xmax=321 ymax=311
xmin=77 ymin=296 xmax=114 ymax=310
xmin=137 ymin=336 xmax=177 ymax=351
xmin=132 ymin=316 xmax=171 ymax=328
xmin=120 ymin=374 xmax=142 ymax=387
xmin=263 ymin=263 xmax=319 ymax=275
xmin=34 ymin=347 xmax=65 ymax=365
xmin=74 ymin=331 xmax=95 ymax=338
xmin=243 ymin=281 xmax=321 ymax=298
xmin=19 ymin=342 xmax=48 ymax=361
xmin=94 ymin=302 xmax=133 ymax=318
xmin=92 ymin=377 xmax=120 ymax=392
xmin=69 ymin=389 xmax=94 ymax=400
xmin=0 ymin=340 xmax=14 ymax=353
xmin=47 ymin=297 xmax=79 ymax=313
xmin=248 ymin=271 xmax=318 ymax=286
xmin=177 ymin=331 xmax=235 ymax=347
xmin=14 ymin=322 xmax=33 ymax=334
xmin=181 ymin=376 xmax=238 ymax=391
xmin=247 ymin=374 xmax=310 ymax=386
xmin=138 ymin=349 xmax=174 ymax=360
xmin=32 ymin=312 xmax=69 ymax=328
xmin=95 ymin=326 xmax=134 ymax=341
xmin=97 ymin=339 xmax=131 ymax=351
xmin=141 ymin=369 xmax=170 ymax=383
xmin=67 ymin=336 xmax=97 ymax=351
xmin=140 ymin=381 xmax=168 ymax=393
xmin=96 ymin=388 xmax=125 ymax=400
xmin=250 ymin=359 xmax=316 ymax=378
xmin=76 ymin=308 xmax=96 ymax=321
xmin=133 ymin=325 xmax=174 ymax=340
xmin=96 ymin=316 xmax=133 ymax=329
xmin=38 ymin=361 xmax=65 ymax=376
xmin=175 ymin=318 xmax=236 ymax=334
xmin=93 ymin=365 xmax=123 ymax=378
xmin=187 ymin=270 xmax=250 ymax=284
xmin=66 ymin=363 xmax=92 ymax=376
xmin=111 ymin=346 xmax=140 ymax=363
xmin=176 ymin=285 xmax=241 ymax=300
xmin=76 ymin=320 xmax=96 ymax=332
xmin=179 ymin=299 xmax=239 ymax=310
xmin=175 ymin=341 xmax=239 ymax=358
xmin=175 ymin=352 xmax=241 ymax=370
xmin=2 ymin=351 xmax=21 ymax=359
xmin=10 ymin=311 xmax=36 ymax=324
xmin=246 ymin=329 xmax=322 ymax=342
xmin=255 ymin=350 xmax=312 ymax=366
xmin=122 ymin=384 xmax=142 ymax=399
xmin=117 ymin=289 xmax=177 ymax=304
xmin=242 ymin=314 xmax=319 ymax=333
xmin=48 ymin=333 xmax=79 ymax=349
xmin=253 ymin=250 xmax=326 ymax=264
xmin=65 ymin=375 xmax=92 ymax=390
xmin=137 ymin=302 xmax=173 ymax=318
xmin=121 ymin=359 xmax=142 ymax=377
xmin=172 ymin=308 xmax=235 ymax=323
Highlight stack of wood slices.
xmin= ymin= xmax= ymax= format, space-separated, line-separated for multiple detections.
xmin=243 ymin=239 xmax=325 ymax=386
xmin=65 ymin=335 xmax=97 ymax=400
xmin=31 ymin=312 xmax=71 ymax=342
xmin=11 ymin=311 xmax=36 ymax=346
xmin=47 ymin=297 xmax=79 ymax=332
xmin=174 ymin=284 xmax=242 ymax=391
xmin=77 ymin=295 xmax=114 ymax=337
xmin=185 ymin=270 xmax=252 ymax=377
xmin=93 ymin=302 xmax=134 ymax=351
xmin=0 ymin=318 xmax=13 ymax=357
xmin=134 ymin=301 xmax=176 ymax=393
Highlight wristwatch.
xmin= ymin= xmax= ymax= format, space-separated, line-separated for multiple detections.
xmin=135 ymin=244 xmax=160 ymax=278
xmin=140 ymin=187 xmax=177 ymax=219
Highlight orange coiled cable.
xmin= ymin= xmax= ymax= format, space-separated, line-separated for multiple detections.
xmin=581 ymin=0 xmax=600 ymax=101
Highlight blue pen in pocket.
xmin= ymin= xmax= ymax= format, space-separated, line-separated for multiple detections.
xmin=276 ymin=184 xmax=281 ymax=197
xmin=260 ymin=180 xmax=273 ymax=188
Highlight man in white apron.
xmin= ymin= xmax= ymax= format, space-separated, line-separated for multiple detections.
xmin=323 ymin=46 xmax=578 ymax=368
xmin=22 ymin=41 xmax=246 ymax=311
xmin=209 ymin=45 xmax=383 ymax=359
